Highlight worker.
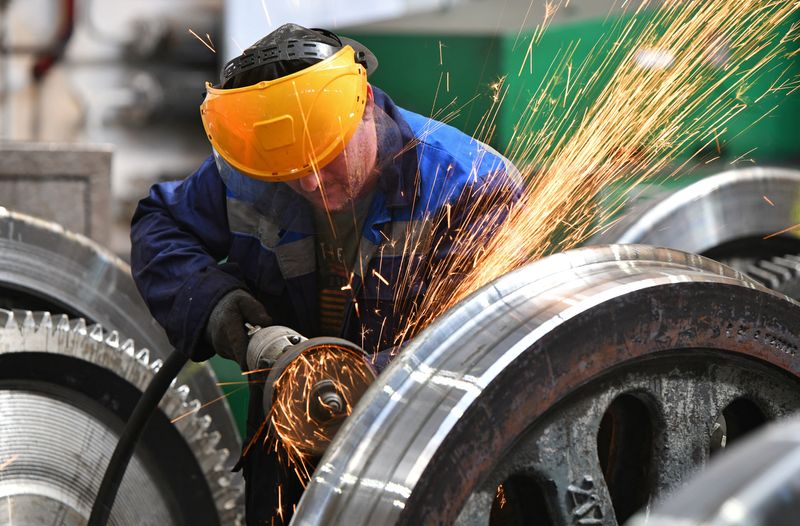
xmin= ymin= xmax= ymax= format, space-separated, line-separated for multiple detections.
xmin=130 ymin=23 xmax=520 ymax=525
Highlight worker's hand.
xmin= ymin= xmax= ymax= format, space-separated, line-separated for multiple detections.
xmin=206 ymin=289 xmax=272 ymax=370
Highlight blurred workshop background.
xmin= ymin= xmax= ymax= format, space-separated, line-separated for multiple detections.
xmin=2 ymin=3 xmax=800 ymax=525
xmin=2 ymin=0 xmax=796 ymax=259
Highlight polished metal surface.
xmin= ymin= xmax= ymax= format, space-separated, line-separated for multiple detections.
xmin=0 ymin=310 xmax=243 ymax=525
xmin=0 ymin=207 xmax=242 ymax=477
xmin=593 ymin=167 xmax=800 ymax=253
xmin=293 ymin=245 xmax=800 ymax=526
xmin=0 ymin=390 xmax=173 ymax=525
xmin=627 ymin=413 xmax=800 ymax=526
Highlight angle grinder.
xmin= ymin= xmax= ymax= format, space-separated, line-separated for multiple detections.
xmin=246 ymin=325 xmax=377 ymax=457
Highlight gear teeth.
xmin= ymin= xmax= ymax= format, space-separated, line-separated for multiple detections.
xmin=761 ymin=259 xmax=793 ymax=280
xmin=121 ymin=338 xmax=135 ymax=356
xmin=745 ymin=253 xmax=800 ymax=299
xmin=771 ymin=255 xmax=800 ymax=273
xmin=89 ymin=324 xmax=104 ymax=343
xmin=176 ymin=384 xmax=191 ymax=402
xmin=198 ymin=413 xmax=212 ymax=431
xmin=22 ymin=311 xmax=36 ymax=334
xmin=199 ymin=447 xmax=230 ymax=473
xmin=38 ymin=312 xmax=52 ymax=334
xmin=56 ymin=314 xmax=70 ymax=333
xmin=105 ymin=330 xmax=120 ymax=349
xmin=206 ymin=430 xmax=222 ymax=449
xmin=150 ymin=358 xmax=164 ymax=373
xmin=187 ymin=399 xmax=202 ymax=414
xmin=0 ymin=312 xmax=244 ymax=520
xmin=744 ymin=264 xmax=778 ymax=287
xmin=174 ymin=402 xmax=204 ymax=440
xmin=135 ymin=348 xmax=150 ymax=366
xmin=1 ymin=309 xmax=16 ymax=329
xmin=72 ymin=318 xmax=87 ymax=336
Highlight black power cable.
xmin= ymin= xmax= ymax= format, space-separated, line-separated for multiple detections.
xmin=88 ymin=349 xmax=189 ymax=526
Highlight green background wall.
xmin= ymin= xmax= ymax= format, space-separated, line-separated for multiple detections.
xmin=344 ymin=33 xmax=502 ymax=144
xmin=347 ymin=10 xmax=800 ymax=168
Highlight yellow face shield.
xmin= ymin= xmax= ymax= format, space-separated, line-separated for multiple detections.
xmin=200 ymin=46 xmax=368 ymax=181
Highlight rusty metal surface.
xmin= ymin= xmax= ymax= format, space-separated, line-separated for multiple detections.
xmin=292 ymin=245 xmax=800 ymax=526
xmin=627 ymin=413 xmax=800 ymax=526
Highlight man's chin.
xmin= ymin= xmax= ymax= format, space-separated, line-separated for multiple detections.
xmin=308 ymin=194 xmax=351 ymax=212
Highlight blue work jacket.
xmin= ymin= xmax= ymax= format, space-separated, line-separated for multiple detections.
xmin=131 ymin=88 xmax=519 ymax=362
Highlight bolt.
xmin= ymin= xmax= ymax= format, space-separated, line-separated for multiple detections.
xmin=309 ymin=379 xmax=345 ymax=423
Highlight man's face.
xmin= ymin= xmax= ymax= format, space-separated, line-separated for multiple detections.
xmin=286 ymin=101 xmax=379 ymax=212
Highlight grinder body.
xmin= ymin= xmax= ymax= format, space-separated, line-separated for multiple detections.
xmin=245 ymin=325 xmax=377 ymax=457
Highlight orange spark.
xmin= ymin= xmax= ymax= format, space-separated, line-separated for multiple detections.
xmin=277 ymin=484 xmax=284 ymax=522
xmin=188 ymin=28 xmax=215 ymax=53
xmin=390 ymin=0 xmax=800 ymax=348
xmin=372 ymin=269 xmax=390 ymax=286
xmin=765 ymin=222 xmax=800 ymax=239
xmin=265 ymin=345 xmax=376 ymax=483
xmin=0 ymin=454 xmax=18 ymax=472
xmin=170 ymin=386 xmax=247 ymax=423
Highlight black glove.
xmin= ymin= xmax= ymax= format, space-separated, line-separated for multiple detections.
xmin=206 ymin=289 xmax=272 ymax=370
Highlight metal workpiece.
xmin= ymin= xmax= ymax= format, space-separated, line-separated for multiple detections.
xmin=0 ymin=208 xmax=242 ymax=474
xmin=0 ymin=310 xmax=243 ymax=525
xmin=593 ymin=167 xmax=800 ymax=256
xmin=627 ymin=413 xmax=800 ymax=526
xmin=292 ymin=245 xmax=800 ymax=526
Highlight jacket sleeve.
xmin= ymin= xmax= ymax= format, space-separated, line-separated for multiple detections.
xmin=431 ymin=151 xmax=523 ymax=278
xmin=130 ymin=155 xmax=246 ymax=361
xmin=382 ymin=149 xmax=522 ymax=356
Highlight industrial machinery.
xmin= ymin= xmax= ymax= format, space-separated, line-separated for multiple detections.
xmin=246 ymin=325 xmax=377 ymax=458
xmin=289 ymin=167 xmax=800 ymax=524
xmin=593 ymin=166 xmax=800 ymax=294
xmin=3 ymin=166 xmax=800 ymax=525
xmin=291 ymin=244 xmax=800 ymax=525
xmin=0 ymin=208 xmax=244 ymax=524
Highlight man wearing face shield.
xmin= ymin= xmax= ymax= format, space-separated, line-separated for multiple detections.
xmin=130 ymin=23 xmax=520 ymax=525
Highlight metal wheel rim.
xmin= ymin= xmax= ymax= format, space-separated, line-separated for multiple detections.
xmin=454 ymin=350 xmax=800 ymax=525
xmin=292 ymin=245 xmax=800 ymax=526
xmin=591 ymin=167 xmax=800 ymax=255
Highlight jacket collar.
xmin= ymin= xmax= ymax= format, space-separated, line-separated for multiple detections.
xmin=251 ymin=88 xmax=419 ymax=239
xmin=372 ymin=87 xmax=419 ymax=210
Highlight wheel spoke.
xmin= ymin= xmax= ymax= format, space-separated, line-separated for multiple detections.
xmin=457 ymin=392 xmax=619 ymax=526
xmin=649 ymin=374 xmax=721 ymax=494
